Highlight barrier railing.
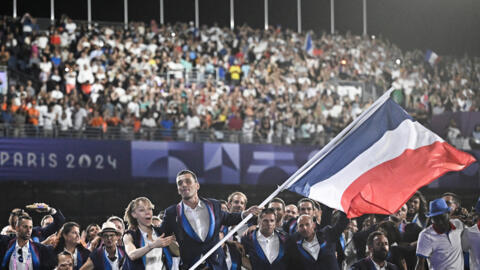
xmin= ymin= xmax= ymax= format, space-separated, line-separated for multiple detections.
xmin=0 ymin=123 xmax=334 ymax=146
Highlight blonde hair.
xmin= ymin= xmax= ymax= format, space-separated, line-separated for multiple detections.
xmin=227 ymin=191 xmax=248 ymax=205
xmin=124 ymin=197 xmax=155 ymax=230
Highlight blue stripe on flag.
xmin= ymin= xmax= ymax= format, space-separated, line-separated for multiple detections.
xmin=288 ymin=98 xmax=412 ymax=196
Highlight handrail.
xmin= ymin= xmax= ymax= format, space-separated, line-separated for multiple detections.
xmin=0 ymin=123 xmax=333 ymax=146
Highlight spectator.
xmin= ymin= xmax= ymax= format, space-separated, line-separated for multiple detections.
xmin=242 ymin=116 xmax=255 ymax=144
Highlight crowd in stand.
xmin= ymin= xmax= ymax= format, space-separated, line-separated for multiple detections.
xmin=0 ymin=13 xmax=479 ymax=144
xmin=1 ymin=169 xmax=480 ymax=270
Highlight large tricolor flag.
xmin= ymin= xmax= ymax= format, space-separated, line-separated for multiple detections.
xmin=286 ymin=89 xmax=475 ymax=218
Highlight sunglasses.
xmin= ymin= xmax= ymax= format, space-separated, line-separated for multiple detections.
xmin=18 ymin=249 xmax=23 ymax=263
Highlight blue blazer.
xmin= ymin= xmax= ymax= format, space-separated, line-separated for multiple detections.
xmin=224 ymin=241 xmax=244 ymax=270
xmin=32 ymin=209 xmax=65 ymax=243
xmin=123 ymin=227 xmax=176 ymax=270
xmin=160 ymin=198 xmax=243 ymax=270
xmin=90 ymin=245 xmax=126 ymax=270
xmin=286 ymin=212 xmax=349 ymax=270
xmin=241 ymin=229 xmax=287 ymax=270
xmin=350 ymin=258 xmax=399 ymax=270
xmin=0 ymin=236 xmax=55 ymax=270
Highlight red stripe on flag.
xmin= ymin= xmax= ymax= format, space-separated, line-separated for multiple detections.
xmin=341 ymin=142 xmax=476 ymax=218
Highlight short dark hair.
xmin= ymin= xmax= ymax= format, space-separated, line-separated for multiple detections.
xmin=378 ymin=220 xmax=400 ymax=244
xmin=9 ymin=209 xmax=28 ymax=227
xmin=259 ymin=208 xmax=277 ymax=220
xmin=176 ymin=169 xmax=198 ymax=182
xmin=297 ymin=198 xmax=317 ymax=210
xmin=218 ymin=200 xmax=228 ymax=206
xmin=16 ymin=215 xmax=32 ymax=227
xmin=269 ymin=197 xmax=286 ymax=211
xmin=367 ymin=230 xmax=387 ymax=248
xmin=442 ymin=192 xmax=460 ymax=206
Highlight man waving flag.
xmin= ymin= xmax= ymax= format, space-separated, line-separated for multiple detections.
xmin=189 ymin=88 xmax=475 ymax=269
xmin=286 ymin=89 xmax=475 ymax=218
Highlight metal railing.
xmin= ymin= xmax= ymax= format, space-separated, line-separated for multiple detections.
xmin=0 ymin=123 xmax=334 ymax=146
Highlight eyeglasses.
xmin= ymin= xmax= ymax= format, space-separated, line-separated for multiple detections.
xmin=18 ymin=249 xmax=23 ymax=263
xmin=102 ymin=233 xmax=117 ymax=239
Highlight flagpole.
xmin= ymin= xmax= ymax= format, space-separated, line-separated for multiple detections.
xmin=189 ymin=88 xmax=395 ymax=270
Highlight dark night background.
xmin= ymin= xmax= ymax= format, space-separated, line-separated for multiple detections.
xmin=0 ymin=0 xmax=479 ymax=56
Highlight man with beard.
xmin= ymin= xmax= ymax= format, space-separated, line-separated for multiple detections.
xmin=415 ymin=198 xmax=464 ymax=270
xmin=350 ymin=231 xmax=398 ymax=270
xmin=0 ymin=215 xmax=56 ymax=270
xmin=286 ymin=212 xmax=348 ymax=269
xmin=160 ymin=170 xmax=262 ymax=270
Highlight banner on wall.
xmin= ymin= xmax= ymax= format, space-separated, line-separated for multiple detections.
xmin=0 ymin=138 xmax=477 ymax=188
xmin=0 ymin=139 xmax=131 ymax=181
xmin=131 ymin=141 xmax=319 ymax=185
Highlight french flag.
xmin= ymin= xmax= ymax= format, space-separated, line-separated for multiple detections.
xmin=286 ymin=89 xmax=475 ymax=218
xmin=425 ymin=50 xmax=440 ymax=66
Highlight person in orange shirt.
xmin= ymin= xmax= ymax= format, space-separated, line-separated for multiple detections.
xmin=27 ymin=104 xmax=40 ymax=136
xmin=89 ymin=110 xmax=104 ymax=127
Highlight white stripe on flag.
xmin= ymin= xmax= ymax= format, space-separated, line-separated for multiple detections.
xmin=308 ymin=120 xmax=443 ymax=211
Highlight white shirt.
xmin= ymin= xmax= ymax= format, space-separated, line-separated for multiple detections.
xmin=230 ymin=223 xmax=249 ymax=242
xmin=139 ymin=228 xmax=164 ymax=270
xmin=462 ymin=223 xmax=480 ymax=270
xmin=416 ymin=219 xmax=464 ymax=270
xmin=302 ymin=234 xmax=320 ymax=261
xmin=65 ymin=248 xmax=78 ymax=267
xmin=372 ymin=259 xmax=387 ymax=270
xmin=186 ymin=116 xmax=201 ymax=131
xmin=184 ymin=200 xmax=210 ymax=241
xmin=10 ymin=241 xmax=32 ymax=270
xmin=224 ymin=244 xmax=233 ymax=269
xmin=256 ymin=231 xmax=279 ymax=264
xmin=104 ymin=248 xmax=120 ymax=270
xmin=43 ymin=112 xmax=56 ymax=130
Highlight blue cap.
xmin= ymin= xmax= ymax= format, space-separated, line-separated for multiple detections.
xmin=426 ymin=198 xmax=451 ymax=217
